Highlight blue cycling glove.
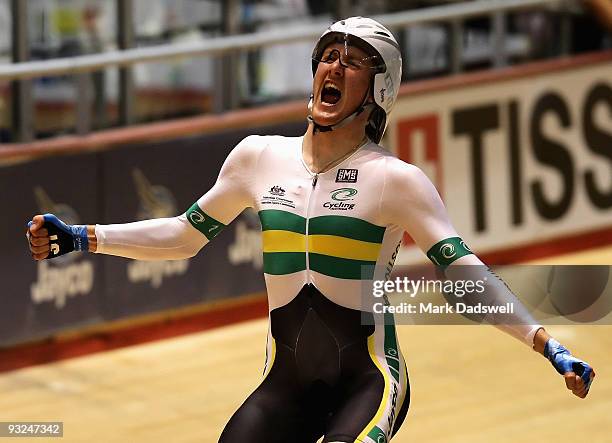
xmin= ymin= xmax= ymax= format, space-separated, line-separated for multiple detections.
xmin=544 ymin=338 xmax=593 ymax=392
xmin=28 ymin=214 xmax=89 ymax=259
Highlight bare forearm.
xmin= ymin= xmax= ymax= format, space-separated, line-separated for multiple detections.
xmin=532 ymin=327 xmax=550 ymax=355
xmin=87 ymin=225 xmax=97 ymax=252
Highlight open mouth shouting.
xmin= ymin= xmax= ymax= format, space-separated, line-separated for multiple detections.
xmin=321 ymin=81 xmax=342 ymax=106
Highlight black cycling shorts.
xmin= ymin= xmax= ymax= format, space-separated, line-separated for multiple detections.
xmin=219 ymin=284 xmax=410 ymax=443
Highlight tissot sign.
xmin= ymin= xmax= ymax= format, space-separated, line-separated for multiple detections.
xmin=388 ymin=59 xmax=612 ymax=263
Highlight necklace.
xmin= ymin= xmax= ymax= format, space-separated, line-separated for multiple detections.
xmin=304 ymin=135 xmax=368 ymax=186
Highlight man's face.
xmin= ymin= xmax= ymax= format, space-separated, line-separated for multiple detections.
xmin=311 ymin=42 xmax=376 ymax=127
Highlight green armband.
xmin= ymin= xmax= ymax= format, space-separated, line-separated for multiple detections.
xmin=427 ymin=237 xmax=472 ymax=266
xmin=186 ymin=203 xmax=226 ymax=240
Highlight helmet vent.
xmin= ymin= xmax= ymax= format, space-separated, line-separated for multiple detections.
xmin=374 ymin=31 xmax=390 ymax=37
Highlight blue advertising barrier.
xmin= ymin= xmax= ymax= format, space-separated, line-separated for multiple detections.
xmin=0 ymin=121 xmax=306 ymax=346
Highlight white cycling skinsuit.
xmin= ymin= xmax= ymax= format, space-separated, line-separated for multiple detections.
xmin=94 ymin=135 xmax=541 ymax=443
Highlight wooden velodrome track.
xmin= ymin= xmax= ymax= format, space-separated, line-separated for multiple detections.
xmin=0 ymin=245 xmax=610 ymax=442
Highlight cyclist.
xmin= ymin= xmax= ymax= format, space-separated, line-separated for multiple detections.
xmin=27 ymin=17 xmax=594 ymax=443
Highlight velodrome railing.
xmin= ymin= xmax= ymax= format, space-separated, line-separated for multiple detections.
xmin=0 ymin=0 xmax=572 ymax=141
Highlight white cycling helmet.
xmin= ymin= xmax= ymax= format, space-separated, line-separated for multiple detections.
xmin=310 ymin=17 xmax=402 ymax=143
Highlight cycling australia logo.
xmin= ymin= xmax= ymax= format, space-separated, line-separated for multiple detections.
xmin=189 ymin=208 xmax=206 ymax=224
xmin=428 ymin=240 xmax=472 ymax=266
xmin=323 ymin=188 xmax=357 ymax=211
xmin=189 ymin=207 xmax=220 ymax=234
xmin=127 ymin=169 xmax=189 ymax=288
xmin=439 ymin=242 xmax=456 ymax=260
xmin=30 ymin=187 xmax=94 ymax=309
